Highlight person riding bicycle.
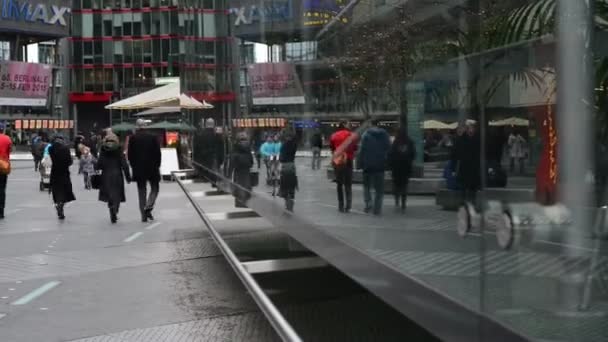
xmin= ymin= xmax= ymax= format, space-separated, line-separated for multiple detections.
xmin=260 ymin=135 xmax=281 ymax=184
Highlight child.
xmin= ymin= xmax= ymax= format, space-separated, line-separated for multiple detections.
xmin=79 ymin=146 xmax=97 ymax=190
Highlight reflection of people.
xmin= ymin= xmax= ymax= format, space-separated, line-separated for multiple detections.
xmin=454 ymin=122 xmax=481 ymax=203
xmin=310 ymin=128 xmax=323 ymax=170
xmin=508 ymin=132 xmax=527 ymax=174
xmin=128 ymin=119 xmax=161 ymax=223
xmin=193 ymin=118 xmax=224 ymax=186
xmin=230 ymin=132 xmax=254 ymax=208
xmin=330 ymin=121 xmax=357 ymax=213
xmin=359 ymin=119 xmax=391 ymax=215
xmin=389 ymin=128 xmax=416 ymax=213
xmin=0 ymin=131 xmax=12 ymax=219
xmin=279 ymin=130 xmax=298 ymax=212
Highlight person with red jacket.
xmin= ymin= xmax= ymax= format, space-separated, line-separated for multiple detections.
xmin=0 ymin=131 xmax=12 ymax=219
xmin=330 ymin=121 xmax=358 ymax=212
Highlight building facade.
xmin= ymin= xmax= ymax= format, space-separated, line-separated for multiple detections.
xmin=69 ymin=0 xmax=236 ymax=133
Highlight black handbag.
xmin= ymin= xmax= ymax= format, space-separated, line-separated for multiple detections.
xmin=91 ymin=172 xmax=102 ymax=190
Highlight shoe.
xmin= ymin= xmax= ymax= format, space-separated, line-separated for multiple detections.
xmin=0 ymin=208 xmax=4 ymax=219
xmin=56 ymin=204 xmax=65 ymax=220
xmin=110 ymin=208 xmax=118 ymax=224
xmin=141 ymin=214 xmax=148 ymax=223
xmin=145 ymin=208 xmax=154 ymax=221
xmin=338 ymin=207 xmax=345 ymax=213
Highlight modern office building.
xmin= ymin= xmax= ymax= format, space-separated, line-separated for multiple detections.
xmin=69 ymin=0 xmax=236 ymax=133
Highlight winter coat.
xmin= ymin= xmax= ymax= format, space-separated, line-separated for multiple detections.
xmin=97 ymin=145 xmax=131 ymax=204
xmin=389 ymin=136 xmax=416 ymax=184
xmin=279 ymin=139 xmax=297 ymax=163
xmin=330 ymin=129 xmax=358 ymax=160
xmin=310 ymin=133 xmax=323 ymax=149
xmin=260 ymin=142 xmax=281 ymax=158
xmin=230 ymin=143 xmax=254 ymax=207
xmin=359 ymin=127 xmax=391 ymax=173
xmin=127 ymin=130 xmax=161 ymax=183
xmin=454 ymin=133 xmax=481 ymax=191
xmin=193 ymin=129 xmax=224 ymax=168
xmin=49 ymin=140 xmax=76 ymax=204
xmin=79 ymin=154 xmax=97 ymax=175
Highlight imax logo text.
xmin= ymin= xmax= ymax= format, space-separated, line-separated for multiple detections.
xmin=1 ymin=0 xmax=71 ymax=26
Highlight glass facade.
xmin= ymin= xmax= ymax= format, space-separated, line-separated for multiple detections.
xmin=69 ymin=0 xmax=233 ymax=131
xmin=221 ymin=0 xmax=608 ymax=340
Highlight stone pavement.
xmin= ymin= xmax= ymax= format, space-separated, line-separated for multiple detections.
xmin=0 ymin=160 xmax=438 ymax=342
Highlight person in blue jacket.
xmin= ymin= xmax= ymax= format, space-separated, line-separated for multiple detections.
xmin=260 ymin=135 xmax=281 ymax=183
xmin=359 ymin=120 xmax=391 ymax=215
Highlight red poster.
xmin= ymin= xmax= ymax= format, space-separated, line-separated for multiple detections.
xmin=29 ymin=120 xmax=36 ymax=129
xmin=15 ymin=120 xmax=21 ymax=129
xmin=248 ymin=63 xmax=305 ymax=105
xmin=49 ymin=120 xmax=55 ymax=129
xmin=42 ymin=120 xmax=48 ymax=129
xmin=165 ymin=131 xmax=179 ymax=146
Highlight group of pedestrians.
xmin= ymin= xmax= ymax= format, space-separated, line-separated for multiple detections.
xmin=330 ymin=119 xmax=416 ymax=216
xmin=17 ymin=119 xmax=162 ymax=224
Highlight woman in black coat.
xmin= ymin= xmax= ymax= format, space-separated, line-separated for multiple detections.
xmin=230 ymin=132 xmax=254 ymax=208
xmin=279 ymin=131 xmax=298 ymax=212
xmin=96 ymin=133 xmax=131 ymax=223
xmin=389 ymin=128 xmax=416 ymax=212
xmin=49 ymin=135 xmax=76 ymax=220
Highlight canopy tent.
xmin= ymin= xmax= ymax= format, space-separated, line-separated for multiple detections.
xmin=147 ymin=120 xmax=196 ymax=131
xmin=423 ymin=120 xmax=453 ymax=130
xmin=134 ymin=107 xmax=181 ymax=116
xmin=489 ymin=117 xmax=530 ymax=127
xmin=110 ymin=122 xmax=135 ymax=132
xmin=105 ymin=83 xmax=214 ymax=110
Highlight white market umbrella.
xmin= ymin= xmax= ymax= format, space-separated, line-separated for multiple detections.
xmin=423 ymin=120 xmax=453 ymax=130
xmin=490 ymin=117 xmax=529 ymax=127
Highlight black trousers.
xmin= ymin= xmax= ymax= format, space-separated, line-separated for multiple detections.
xmin=0 ymin=174 xmax=6 ymax=209
xmin=137 ymin=179 xmax=160 ymax=215
xmin=335 ymin=161 xmax=353 ymax=210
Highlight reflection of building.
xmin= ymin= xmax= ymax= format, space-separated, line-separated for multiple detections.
xmin=69 ymin=1 xmax=236 ymax=133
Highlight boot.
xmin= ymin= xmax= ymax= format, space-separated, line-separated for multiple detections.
xmin=109 ymin=206 xmax=118 ymax=224
xmin=401 ymin=196 xmax=407 ymax=213
xmin=56 ymin=203 xmax=65 ymax=220
xmin=0 ymin=208 xmax=4 ymax=219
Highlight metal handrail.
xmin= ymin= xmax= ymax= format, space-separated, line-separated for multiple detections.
xmin=173 ymin=171 xmax=302 ymax=342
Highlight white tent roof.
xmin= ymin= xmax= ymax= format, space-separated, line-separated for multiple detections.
xmin=423 ymin=120 xmax=453 ymax=130
xmin=105 ymin=83 xmax=214 ymax=110
xmin=490 ymin=117 xmax=529 ymax=127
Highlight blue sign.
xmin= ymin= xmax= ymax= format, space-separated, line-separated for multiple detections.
xmin=230 ymin=0 xmax=292 ymax=26
xmin=1 ymin=0 xmax=71 ymax=26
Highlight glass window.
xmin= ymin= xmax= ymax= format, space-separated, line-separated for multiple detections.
xmin=133 ymin=13 xmax=143 ymax=36
xmin=113 ymin=13 xmax=123 ymax=36
xmin=113 ymin=41 xmax=123 ymax=63
xmin=202 ymin=13 xmax=215 ymax=37
xmin=103 ymin=41 xmax=113 ymax=64
xmin=124 ymin=41 xmax=132 ymax=63
xmin=72 ymin=14 xmax=83 ymax=37
xmin=82 ymin=14 xmax=94 ymax=37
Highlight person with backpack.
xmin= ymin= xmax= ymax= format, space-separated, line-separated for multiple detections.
xmin=31 ymin=131 xmax=44 ymax=171
xmin=330 ymin=121 xmax=358 ymax=213
xmin=389 ymin=128 xmax=416 ymax=212
xmin=0 ymin=130 xmax=12 ymax=219
xmin=359 ymin=119 xmax=391 ymax=215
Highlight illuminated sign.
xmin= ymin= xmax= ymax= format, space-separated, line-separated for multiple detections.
xmin=229 ymin=0 xmax=292 ymax=26
xmin=0 ymin=0 xmax=71 ymax=37
xmin=303 ymin=0 xmax=349 ymax=26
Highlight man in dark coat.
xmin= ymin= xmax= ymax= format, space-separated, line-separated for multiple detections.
xmin=230 ymin=132 xmax=254 ymax=208
xmin=49 ymin=135 xmax=76 ymax=220
xmin=455 ymin=122 xmax=481 ymax=203
xmin=193 ymin=118 xmax=224 ymax=186
xmin=128 ymin=119 xmax=161 ymax=222
xmin=359 ymin=119 xmax=391 ymax=215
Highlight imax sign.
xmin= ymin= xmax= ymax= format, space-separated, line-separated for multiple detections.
xmin=1 ymin=0 xmax=71 ymax=26
xmin=229 ymin=1 xmax=292 ymax=26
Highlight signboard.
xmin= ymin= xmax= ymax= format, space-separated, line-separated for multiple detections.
xmin=0 ymin=61 xmax=52 ymax=106
xmin=165 ymin=131 xmax=179 ymax=146
xmin=229 ymin=0 xmax=292 ymax=26
xmin=248 ymin=63 xmax=305 ymax=105
xmin=232 ymin=117 xmax=287 ymax=128
xmin=0 ymin=0 xmax=72 ymax=38
xmin=303 ymin=0 xmax=349 ymax=26
xmin=160 ymin=147 xmax=180 ymax=177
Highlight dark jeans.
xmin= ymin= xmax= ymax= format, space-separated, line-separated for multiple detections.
xmin=137 ymin=179 xmax=160 ymax=215
xmin=363 ymin=171 xmax=385 ymax=215
xmin=335 ymin=161 xmax=353 ymax=210
xmin=0 ymin=174 xmax=6 ymax=210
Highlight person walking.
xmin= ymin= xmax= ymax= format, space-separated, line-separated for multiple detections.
xmin=359 ymin=120 xmax=391 ymax=215
xmin=79 ymin=146 xmax=97 ymax=190
xmin=389 ymin=128 xmax=416 ymax=213
xmin=31 ymin=131 xmax=44 ymax=171
xmin=0 ymin=130 xmax=12 ymax=219
xmin=330 ymin=121 xmax=358 ymax=213
xmin=260 ymin=135 xmax=281 ymax=186
xmin=508 ymin=131 xmax=526 ymax=174
xmin=193 ymin=118 xmax=223 ymax=186
xmin=455 ymin=122 xmax=481 ymax=203
xmin=128 ymin=119 xmax=161 ymax=222
xmin=48 ymin=135 xmax=75 ymax=220
xmin=230 ymin=132 xmax=254 ymax=208
xmin=279 ymin=131 xmax=298 ymax=211
xmin=310 ymin=129 xmax=323 ymax=170
xmin=97 ymin=133 xmax=131 ymax=223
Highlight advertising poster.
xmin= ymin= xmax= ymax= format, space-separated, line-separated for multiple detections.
xmin=0 ymin=61 xmax=52 ymax=106
xmin=29 ymin=120 xmax=35 ymax=129
xmin=36 ymin=120 xmax=42 ymax=129
xmin=23 ymin=120 xmax=29 ymax=129
xmin=248 ymin=63 xmax=305 ymax=105
xmin=165 ymin=131 xmax=179 ymax=146
xmin=43 ymin=120 xmax=48 ymax=129
xmin=15 ymin=120 xmax=21 ymax=129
